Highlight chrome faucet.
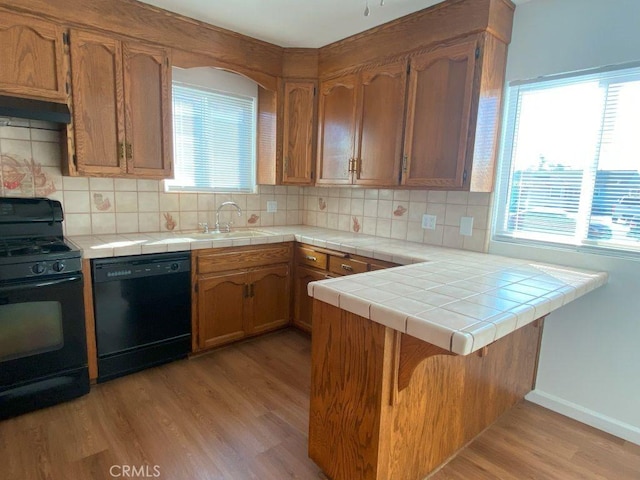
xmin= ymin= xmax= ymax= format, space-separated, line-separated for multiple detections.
xmin=214 ymin=201 xmax=242 ymax=233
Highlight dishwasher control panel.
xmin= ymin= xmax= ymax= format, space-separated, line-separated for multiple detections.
xmin=92 ymin=253 xmax=191 ymax=283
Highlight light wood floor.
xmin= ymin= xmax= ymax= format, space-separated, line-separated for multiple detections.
xmin=1 ymin=329 xmax=638 ymax=480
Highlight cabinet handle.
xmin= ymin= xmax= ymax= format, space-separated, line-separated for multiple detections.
xmin=305 ymin=255 xmax=317 ymax=262
xmin=341 ymin=263 xmax=353 ymax=272
xmin=118 ymin=142 xmax=125 ymax=160
xmin=348 ymin=157 xmax=354 ymax=173
xmin=125 ymin=142 xmax=133 ymax=160
xmin=402 ymin=155 xmax=408 ymax=173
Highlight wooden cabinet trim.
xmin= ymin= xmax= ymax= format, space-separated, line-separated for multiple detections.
xmin=0 ymin=0 xmax=283 ymax=78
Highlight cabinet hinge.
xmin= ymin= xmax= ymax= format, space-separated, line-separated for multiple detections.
xmin=475 ymin=47 xmax=480 ymax=59
xmin=463 ymin=169 xmax=468 ymax=183
xmin=62 ymin=32 xmax=69 ymax=45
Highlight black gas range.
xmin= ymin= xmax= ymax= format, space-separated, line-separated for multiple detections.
xmin=0 ymin=197 xmax=89 ymax=420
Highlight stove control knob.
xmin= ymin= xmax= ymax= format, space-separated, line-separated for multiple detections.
xmin=32 ymin=263 xmax=46 ymax=275
xmin=170 ymin=263 xmax=180 ymax=271
xmin=53 ymin=261 xmax=66 ymax=272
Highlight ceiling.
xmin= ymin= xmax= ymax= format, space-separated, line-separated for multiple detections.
xmin=137 ymin=0 xmax=531 ymax=48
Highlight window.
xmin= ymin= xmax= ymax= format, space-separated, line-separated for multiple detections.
xmin=493 ymin=64 xmax=640 ymax=254
xmin=165 ymin=68 xmax=257 ymax=193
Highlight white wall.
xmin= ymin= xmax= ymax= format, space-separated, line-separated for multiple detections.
xmin=490 ymin=0 xmax=640 ymax=444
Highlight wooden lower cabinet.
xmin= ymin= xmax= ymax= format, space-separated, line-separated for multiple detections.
xmin=293 ymin=266 xmax=330 ymax=333
xmin=248 ymin=264 xmax=290 ymax=334
xmin=292 ymin=244 xmax=399 ymax=332
xmin=192 ymin=244 xmax=292 ymax=352
xmin=193 ymin=241 xmax=399 ymax=350
xmin=197 ymin=271 xmax=247 ymax=350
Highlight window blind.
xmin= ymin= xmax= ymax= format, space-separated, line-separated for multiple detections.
xmin=166 ymin=83 xmax=256 ymax=193
xmin=493 ymin=63 xmax=640 ymax=253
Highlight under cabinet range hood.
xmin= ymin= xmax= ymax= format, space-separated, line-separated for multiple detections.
xmin=0 ymin=95 xmax=71 ymax=127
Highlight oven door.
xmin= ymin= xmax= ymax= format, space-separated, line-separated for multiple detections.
xmin=0 ymin=273 xmax=87 ymax=388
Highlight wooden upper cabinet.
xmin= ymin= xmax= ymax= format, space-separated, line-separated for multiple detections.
xmin=68 ymin=29 xmax=172 ymax=178
xmin=69 ymin=30 xmax=125 ymax=176
xmin=123 ymin=42 xmax=172 ymax=177
xmin=316 ymin=74 xmax=358 ymax=185
xmin=0 ymin=12 xmax=66 ymax=101
xmin=402 ymin=40 xmax=477 ymax=188
xmin=317 ymin=61 xmax=407 ymax=187
xmin=282 ymin=81 xmax=316 ymax=185
xmin=354 ymin=60 xmax=407 ymax=186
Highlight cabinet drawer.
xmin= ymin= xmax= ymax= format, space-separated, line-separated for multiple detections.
xmin=369 ymin=259 xmax=400 ymax=271
xmin=296 ymin=246 xmax=328 ymax=270
xmin=197 ymin=244 xmax=292 ymax=274
xmin=328 ymin=256 xmax=368 ymax=276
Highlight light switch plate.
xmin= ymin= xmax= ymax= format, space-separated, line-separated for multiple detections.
xmin=460 ymin=216 xmax=474 ymax=236
xmin=266 ymin=200 xmax=277 ymax=213
xmin=422 ymin=214 xmax=437 ymax=230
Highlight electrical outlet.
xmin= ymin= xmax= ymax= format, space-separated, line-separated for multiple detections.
xmin=421 ymin=214 xmax=437 ymax=230
xmin=266 ymin=200 xmax=277 ymax=213
xmin=460 ymin=216 xmax=474 ymax=236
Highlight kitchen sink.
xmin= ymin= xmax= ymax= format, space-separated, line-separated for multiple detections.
xmin=189 ymin=229 xmax=272 ymax=239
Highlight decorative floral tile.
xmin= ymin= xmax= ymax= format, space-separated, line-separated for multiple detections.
xmin=352 ymin=216 xmax=361 ymax=233
xmin=1 ymin=154 xmax=57 ymax=197
xmin=394 ymin=205 xmax=407 ymax=217
xmin=93 ymin=193 xmax=112 ymax=211
xmin=163 ymin=212 xmax=177 ymax=231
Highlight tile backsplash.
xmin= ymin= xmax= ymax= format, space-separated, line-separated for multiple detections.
xmin=302 ymin=188 xmax=491 ymax=252
xmin=0 ymin=123 xmax=491 ymax=252
xmin=0 ymin=123 xmax=303 ymax=235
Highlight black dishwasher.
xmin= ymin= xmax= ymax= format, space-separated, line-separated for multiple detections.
xmin=92 ymin=252 xmax=191 ymax=382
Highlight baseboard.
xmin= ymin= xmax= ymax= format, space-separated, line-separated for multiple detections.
xmin=526 ymin=390 xmax=640 ymax=445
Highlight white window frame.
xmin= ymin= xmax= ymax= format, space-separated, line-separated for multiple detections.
xmin=492 ymin=62 xmax=640 ymax=258
xmin=165 ymin=67 xmax=258 ymax=194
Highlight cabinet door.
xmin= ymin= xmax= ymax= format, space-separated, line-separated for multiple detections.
xmin=402 ymin=40 xmax=477 ymax=188
xmin=316 ymin=74 xmax=358 ymax=185
xmin=0 ymin=12 xmax=66 ymax=101
xmin=247 ymin=264 xmax=290 ymax=335
xmin=123 ymin=42 xmax=173 ymax=178
xmin=293 ymin=266 xmax=328 ymax=333
xmin=197 ymin=271 xmax=247 ymax=350
xmin=282 ymin=81 xmax=316 ymax=185
xmin=354 ymin=61 xmax=407 ymax=186
xmin=69 ymin=29 xmax=126 ymax=176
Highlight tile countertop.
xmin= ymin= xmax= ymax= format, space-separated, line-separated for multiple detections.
xmin=69 ymin=226 xmax=608 ymax=355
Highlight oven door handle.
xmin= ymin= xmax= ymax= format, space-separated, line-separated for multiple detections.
xmin=0 ymin=274 xmax=83 ymax=294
